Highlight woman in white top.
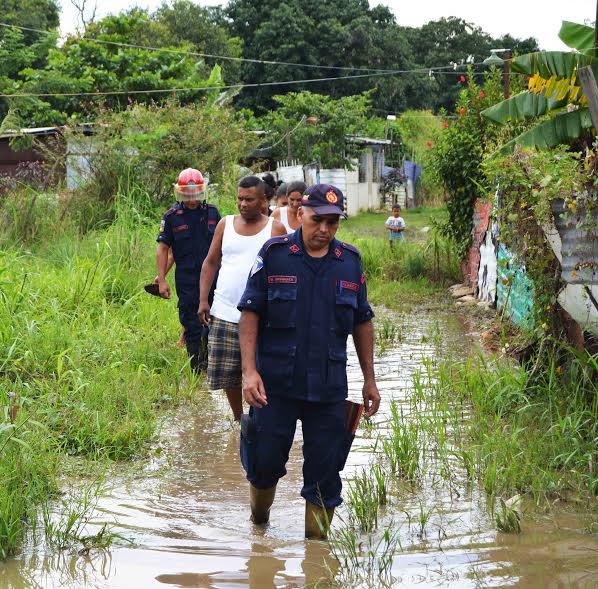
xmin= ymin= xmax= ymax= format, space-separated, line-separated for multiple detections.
xmin=272 ymin=180 xmax=306 ymax=234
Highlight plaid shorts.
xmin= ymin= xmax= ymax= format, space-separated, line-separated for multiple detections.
xmin=207 ymin=317 xmax=242 ymax=390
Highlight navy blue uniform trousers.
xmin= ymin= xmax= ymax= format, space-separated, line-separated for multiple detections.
xmin=240 ymin=396 xmax=348 ymax=509
xmin=176 ymin=279 xmax=204 ymax=347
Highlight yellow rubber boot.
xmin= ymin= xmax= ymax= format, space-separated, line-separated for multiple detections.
xmin=305 ymin=501 xmax=334 ymax=539
xmin=250 ymin=484 xmax=277 ymax=524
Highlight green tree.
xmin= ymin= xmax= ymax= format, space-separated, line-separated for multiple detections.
xmin=0 ymin=1 xmax=60 ymax=120
xmin=154 ymin=0 xmax=243 ymax=83
xmin=402 ymin=17 xmax=539 ymax=111
xmin=263 ymin=90 xmax=372 ymax=168
xmin=226 ymin=0 xmax=425 ymax=113
xmin=8 ymin=10 xmax=227 ymax=125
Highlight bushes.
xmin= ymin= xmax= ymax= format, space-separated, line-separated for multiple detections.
xmin=0 ymin=187 xmax=202 ymax=557
xmin=44 ymin=102 xmax=256 ymax=212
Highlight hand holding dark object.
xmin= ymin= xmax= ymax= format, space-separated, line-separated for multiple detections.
xmin=362 ymin=381 xmax=381 ymax=417
xmin=242 ymin=369 xmax=268 ymax=408
xmin=198 ymin=301 xmax=211 ymax=326
xmin=158 ymin=278 xmax=171 ymax=299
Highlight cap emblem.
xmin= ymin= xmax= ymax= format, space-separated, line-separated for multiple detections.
xmin=326 ymin=189 xmax=338 ymax=203
xmin=302 ymin=194 xmax=310 ymax=203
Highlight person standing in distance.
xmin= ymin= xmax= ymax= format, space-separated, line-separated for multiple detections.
xmin=198 ymin=176 xmax=286 ymax=422
xmin=156 ymin=168 xmax=220 ymax=372
xmin=237 ymin=184 xmax=380 ymax=538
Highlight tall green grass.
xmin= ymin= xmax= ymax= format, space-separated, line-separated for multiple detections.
xmin=0 ymin=185 xmax=199 ymax=558
xmin=436 ymin=349 xmax=598 ymax=499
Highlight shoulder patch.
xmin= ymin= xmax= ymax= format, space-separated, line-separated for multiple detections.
xmin=264 ymin=236 xmax=291 ymax=251
xmin=341 ymin=241 xmax=361 ymax=257
xmin=164 ymin=205 xmax=179 ymax=218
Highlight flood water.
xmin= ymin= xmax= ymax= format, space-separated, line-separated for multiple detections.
xmin=2 ymin=310 xmax=598 ymax=588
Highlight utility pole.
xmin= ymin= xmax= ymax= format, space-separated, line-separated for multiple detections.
xmin=595 ymin=0 xmax=598 ymax=59
xmin=503 ymin=50 xmax=511 ymax=99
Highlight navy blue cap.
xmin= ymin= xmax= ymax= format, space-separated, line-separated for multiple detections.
xmin=301 ymin=184 xmax=346 ymax=217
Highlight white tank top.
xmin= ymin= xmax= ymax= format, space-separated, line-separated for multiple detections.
xmin=279 ymin=206 xmax=294 ymax=234
xmin=210 ymin=215 xmax=275 ymax=323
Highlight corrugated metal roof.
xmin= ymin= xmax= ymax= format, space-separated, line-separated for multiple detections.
xmin=553 ymin=199 xmax=598 ymax=285
xmin=0 ymin=126 xmax=58 ymax=139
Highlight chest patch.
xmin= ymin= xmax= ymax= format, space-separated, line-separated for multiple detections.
xmin=176 ymin=209 xmax=184 ymax=215
xmin=173 ymin=224 xmax=189 ymax=233
xmin=268 ymin=275 xmax=298 ymax=284
xmin=337 ymin=279 xmax=359 ymax=293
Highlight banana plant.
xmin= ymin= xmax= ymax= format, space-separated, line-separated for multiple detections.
xmin=482 ymin=21 xmax=596 ymax=157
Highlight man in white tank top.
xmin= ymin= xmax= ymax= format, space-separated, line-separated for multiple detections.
xmin=199 ymin=176 xmax=286 ymax=421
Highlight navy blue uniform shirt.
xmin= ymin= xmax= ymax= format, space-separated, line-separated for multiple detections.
xmin=238 ymin=227 xmax=374 ymax=402
xmin=156 ymin=202 xmax=220 ymax=287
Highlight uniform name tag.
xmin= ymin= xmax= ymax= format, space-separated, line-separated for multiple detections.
xmin=338 ymin=280 xmax=359 ymax=293
xmin=268 ymin=275 xmax=298 ymax=284
xmin=173 ymin=224 xmax=189 ymax=233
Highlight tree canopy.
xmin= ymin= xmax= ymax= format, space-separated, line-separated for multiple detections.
xmin=0 ymin=0 xmax=540 ymax=126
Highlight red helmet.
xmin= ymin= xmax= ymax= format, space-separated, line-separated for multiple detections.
xmin=177 ymin=168 xmax=204 ymax=186
xmin=174 ymin=168 xmax=207 ymax=201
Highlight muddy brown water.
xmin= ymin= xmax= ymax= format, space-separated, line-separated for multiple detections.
xmin=2 ymin=311 xmax=598 ymax=588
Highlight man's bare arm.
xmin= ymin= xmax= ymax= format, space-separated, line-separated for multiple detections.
xmin=353 ymin=320 xmax=380 ymax=417
xmin=239 ymin=310 xmax=267 ymax=407
xmin=198 ymin=218 xmax=225 ymax=325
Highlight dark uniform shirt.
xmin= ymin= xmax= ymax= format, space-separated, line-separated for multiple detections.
xmin=156 ymin=202 xmax=220 ymax=287
xmin=238 ymin=227 xmax=374 ymax=403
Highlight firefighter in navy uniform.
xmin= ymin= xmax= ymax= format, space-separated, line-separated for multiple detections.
xmin=237 ymin=184 xmax=381 ymax=538
xmin=156 ymin=168 xmax=220 ymax=371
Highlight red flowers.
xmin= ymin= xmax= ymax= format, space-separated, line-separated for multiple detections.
xmin=459 ymin=107 xmax=466 ymax=115
xmin=479 ymin=91 xmax=485 ymax=98
xmin=459 ymin=75 xmax=466 ymax=83
xmin=426 ymin=141 xmax=433 ymax=148
xmin=442 ymin=121 xmax=448 ymax=129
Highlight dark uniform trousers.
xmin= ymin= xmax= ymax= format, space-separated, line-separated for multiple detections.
xmin=237 ymin=228 xmax=374 ymax=509
xmin=157 ymin=201 xmax=220 ymax=370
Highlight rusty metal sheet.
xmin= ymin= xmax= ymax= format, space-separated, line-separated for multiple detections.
xmin=553 ymin=199 xmax=598 ymax=285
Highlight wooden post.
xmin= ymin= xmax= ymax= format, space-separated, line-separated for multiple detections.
xmin=578 ymin=65 xmax=598 ymax=129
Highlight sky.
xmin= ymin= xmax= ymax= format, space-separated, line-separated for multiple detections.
xmin=59 ymin=0 xmax=596 ymax=51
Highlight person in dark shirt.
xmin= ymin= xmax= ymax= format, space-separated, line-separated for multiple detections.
xmin=156 ymin=168 xmax=220 ymax=372
xmin=237 ymin=183 xmax=380 ymax=538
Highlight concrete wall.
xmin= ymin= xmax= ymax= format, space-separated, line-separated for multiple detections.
xmin=277 ymin=147 xmax=382 ymax=217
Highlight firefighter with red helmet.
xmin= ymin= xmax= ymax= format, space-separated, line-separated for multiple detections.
xmin=156 ymin=168 xmax=221 ymax=371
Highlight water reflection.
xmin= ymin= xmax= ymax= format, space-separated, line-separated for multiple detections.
xmin=2 ymin=311 xmax=598 ymax=588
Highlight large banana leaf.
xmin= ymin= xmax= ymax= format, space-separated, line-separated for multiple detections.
xmin=481 ymin=92 xmax=567 ymax=124
xmin=512 ymin=51 xmax=593 ymax=78
xmin=489 ymin=108 xmax=593 ymax=158
xmin=559 ymin=21 xmax=595 ymax=56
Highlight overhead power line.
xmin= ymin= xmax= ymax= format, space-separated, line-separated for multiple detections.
xmin=0 ymin=21 xmax=509 ymax=74
xmin=0 ymin=68 xmax=504 ymax=99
